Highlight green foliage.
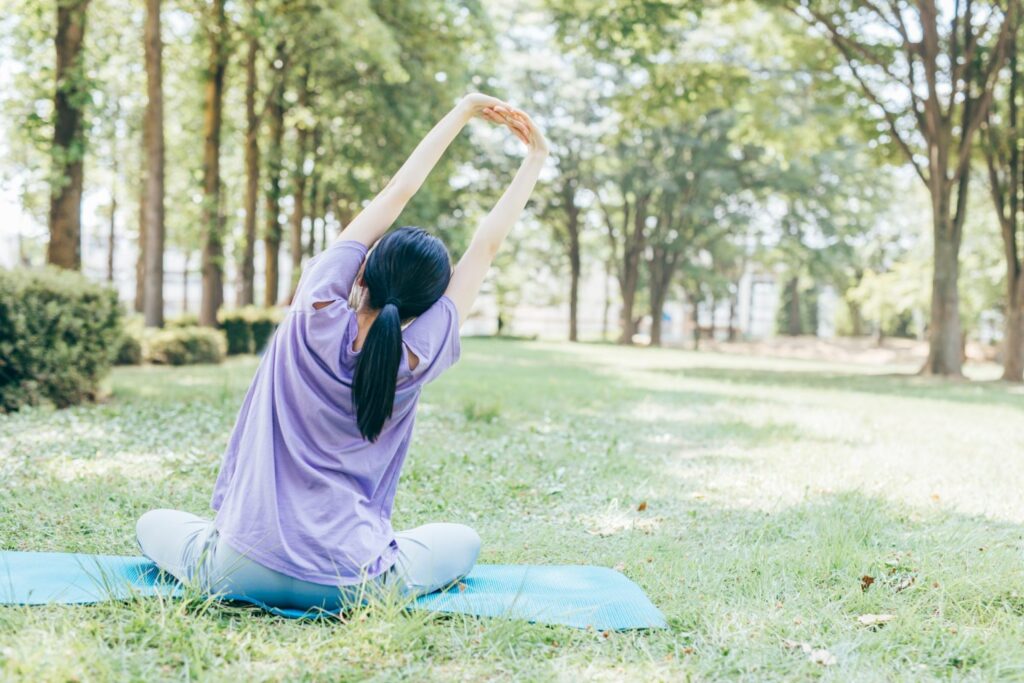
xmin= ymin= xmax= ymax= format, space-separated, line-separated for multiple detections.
xmin=145 ymin=327 xmax=226 ymax=366
xmin=218 ymin=306 xmax=282 ymax=355
xmin=113 ymin=316 xmax=145 ymax=365
xmin=165 ymin=313 xmax=200 ymax=329
xmin=0 ymin=267 xmax=121 ymax=411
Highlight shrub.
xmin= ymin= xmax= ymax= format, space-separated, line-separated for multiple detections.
xmin=165 ymin=313 xmax=200 ymax=329
xmin=217 ymin=306 xmax=282 ymax=355
xmin=114 ymin=317 xmax=145 ymax=366
xmin=146 ymin=326 xmax=226 ymax=366
xmin=248 ymin=306 xmax=282 ymax=353
xmin=0 ymin=267 xmax=122 ymax=411
xmin=219 ymin=309 xmax=254 ymax=355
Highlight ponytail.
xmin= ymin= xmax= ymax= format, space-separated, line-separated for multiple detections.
xmin=353 ymin=301 xmax=403 ymax=442
xmin=352 ymin=226 xmax=453 ymax=442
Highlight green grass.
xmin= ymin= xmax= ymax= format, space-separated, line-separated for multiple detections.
xmin=3 ymin=338 xmax=1024 ymax=681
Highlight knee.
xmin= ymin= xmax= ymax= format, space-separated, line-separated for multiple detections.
xmin=450 ymin=524 xmax=481 ymax=575
xmin=136 ymin=508 xmax=170 ymax=553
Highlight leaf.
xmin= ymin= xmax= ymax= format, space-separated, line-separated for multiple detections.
xmin=860 ymin=575 xmax=875 ymax=591
xmin=783 ymin=640 xmax=835 ymax=666
xmin=894 ymin=576 xmax=916 ymax=593
xmin=637 ymin=500 xmax=648 ymax=511
xmin=857 ymin=613 xmax=895 ymax=627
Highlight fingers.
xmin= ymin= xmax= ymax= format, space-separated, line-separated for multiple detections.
xmin=481 ymin=106 xmax=530 ymax=144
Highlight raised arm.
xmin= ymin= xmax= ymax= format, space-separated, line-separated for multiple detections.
xmin=446 ymin=108 xmax=548 ymax=323
xmin=337 ymin=93 xmax=509 ymax=248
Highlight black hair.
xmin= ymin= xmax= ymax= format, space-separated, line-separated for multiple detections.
xmin=353 ymin=226 xmax=451 ymax=441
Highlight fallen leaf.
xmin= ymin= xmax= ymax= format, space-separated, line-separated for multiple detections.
xmin=783 ymin=640 xmax=835 ymax=666
xmin=930 ymin=493 xmax=941 ymax=502
xmin=861 ymin=575 xmax=875 ymax=591
xmin=894 ymin=576 xmax=916 ymax=593
xmin=809 ymin=648 xmax=837 ymax=667
xmin=637 ymin=501 xmax=648 ymax=512
xmin=682 ymin=647 xmax=695 ymax=655
xmin=602 ymin=630 xmax=610 ymax=639
xmin=857 ymin=613 xmax=895 ymax=627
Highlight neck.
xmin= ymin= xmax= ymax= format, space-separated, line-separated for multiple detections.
xmin=354 ymin=303 xmax=379 ymax=352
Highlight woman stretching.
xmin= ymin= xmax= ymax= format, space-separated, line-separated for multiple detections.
xmin=136 ymin=93 xmax=548 ymax=611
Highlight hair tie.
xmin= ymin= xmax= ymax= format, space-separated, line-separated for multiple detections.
xmin=384 ymin=297 xmax=401 ymax=308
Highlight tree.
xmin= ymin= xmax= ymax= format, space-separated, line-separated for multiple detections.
xmin=982 ymin=19 xmax=1024 ymax=381
xmin=48 ymin=0 xmax=92 ymax=270
xmin=778 ymin=0 xmax=1017 ymax=375
xmin=237 ymin=0 xmax=259 ymax=307
xmin=199 ymin=0 xmax=229 ymax=327
xmin=141 ymin=0 xmax=165 ymax=327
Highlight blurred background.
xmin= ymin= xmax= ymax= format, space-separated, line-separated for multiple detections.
xmin=1 ymin=0 xmax=1021 ymax=379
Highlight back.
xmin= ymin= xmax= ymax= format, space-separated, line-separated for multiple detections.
xmin=210 ymin=240 xmax=461 ymax=585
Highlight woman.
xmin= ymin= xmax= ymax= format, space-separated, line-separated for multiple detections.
xmin=136 ymin=93 xmax=548 ymax=611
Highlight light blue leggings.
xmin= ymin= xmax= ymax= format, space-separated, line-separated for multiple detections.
xmin=136 ymin=509 xmax=481 ymax=612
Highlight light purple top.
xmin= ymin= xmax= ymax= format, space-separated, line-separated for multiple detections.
xmin=211 ymin=239 xmax=461 ymax=585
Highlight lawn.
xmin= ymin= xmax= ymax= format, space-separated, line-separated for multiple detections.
xmin=2 ymin=338 xmax=1024 ymax=681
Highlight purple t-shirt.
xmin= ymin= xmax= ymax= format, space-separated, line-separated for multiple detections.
xmin=211 ymin=239 xmax=461 ymax=585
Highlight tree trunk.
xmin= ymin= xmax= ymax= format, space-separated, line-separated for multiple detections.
xmin=264 ymin=42 xmax=287 ymax=308
xmin=183 ymin=251 xmax=190 ymax=313
xmin=690 ymin=293 xmax=701 ymax=351
xmin=602 ymin=256 xmax=611 ymax=341
xmin=134 ymin=178 xmax=145 ymax=313
xmin=922 ymin=210 xmax=965 ymax=376
xmin=649 ymin=285 xmax=666 ymax=347
xmin=142 ymin=0 xmax=165 ymax=327
xmin=47 ymin=0 xmax=91 ymax=270
xmin=565 ymin=186 xmax=581 ymax=342
xmin=617 ymin=194 xmax=648 ymax=345
xmin=785 ymin=276 xmax=801 ymax=336
xmin=647 ymin=246 xmax=676 ymax=348
xmin=107 ymin=180 xmax=116 ymax=283
xmin=728 ymin=293 xmax=738 ymax=341
xmin=286 ymin=68 xmax=310 ymax=304
xmin=1003 ymin=269 xmax=1024 ymax=381
xmin=199 ymin=0 xmax=227 ymax=327
xmin=238 ymin=3 xmax=259 ymax=307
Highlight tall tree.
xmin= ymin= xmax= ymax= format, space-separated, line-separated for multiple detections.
xmin=141 ymin=0 xmax=165 ymax=327
xmin=237 ymin=0 xmax=260 ymax=307
xmin=982 ymin=18 xmax=1024 ymax=381
xmin=199 ymin=0 xmax=229 ymax=326
xmin=47 ymin=0 xmax=92 ymax=269
xmin=287 ymin=63 xmax=311 ymax=302
xmin=263 ymin=39 xmax=287 ymax=307
xmin=779 ymin=0 xmax=1017 ymax=375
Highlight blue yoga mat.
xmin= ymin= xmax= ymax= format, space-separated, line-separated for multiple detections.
xmin=0 ymin=551 xmax=666 ymax=630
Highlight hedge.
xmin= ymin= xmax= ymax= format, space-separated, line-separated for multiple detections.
xmin=0 ymin=267 xmax=122 ymax=411
xmin=218 ymin=306 xmax=283 ymax=355
xmin=146 ymin=327 xmax=226 ymax=365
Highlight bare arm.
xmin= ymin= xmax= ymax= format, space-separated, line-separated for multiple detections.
xmin=337 ymin=93 xmax=509 ymax=248
xmin=446 ymin=109 xmax=548 ymax=323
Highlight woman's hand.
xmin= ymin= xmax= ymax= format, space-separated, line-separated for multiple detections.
xmin=460 ymin=93 xmax=509 ymax=117
xmin=481 ymin=105 xmax=549 ymax=156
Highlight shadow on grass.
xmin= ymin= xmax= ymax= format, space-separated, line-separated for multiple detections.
xmin=666 ymin=366 xmax=1024 ymax=409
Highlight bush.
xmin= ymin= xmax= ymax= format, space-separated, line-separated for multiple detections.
xmin=249 ymin=307 xmax=282 ymax=353
xmin=146 ymin=326 xmax=226 ymax=365
xmin=218 ymin=306 xmax=282 ymax=355
xmin=114 ymin=317 xmax=145 ymax=366
xmin=165 ymin=313 xmax=199 ymax=329
xmin=0 ymin=267 xmax=122 ymax=411
xmin=219 ymin=309 xmax=255 ymax=355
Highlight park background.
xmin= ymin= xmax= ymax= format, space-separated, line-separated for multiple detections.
xmin=3 ymin=0 xmax=1024 ymax=680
